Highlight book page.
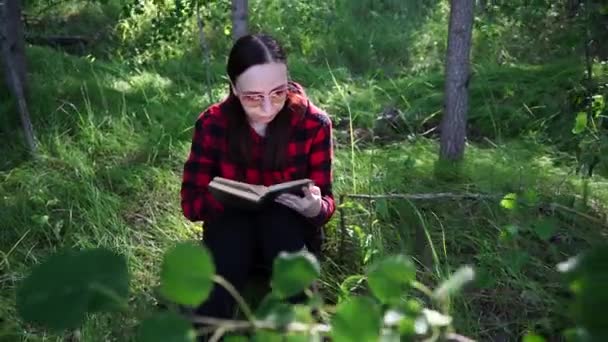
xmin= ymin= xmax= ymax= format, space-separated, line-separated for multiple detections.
xmin=267 ymin=178 xmax=313 ymax=193
xmin=208 ymin=181 xmax=261 ymax=203
xmin=212 ymin=177 xmax=267 ymax=196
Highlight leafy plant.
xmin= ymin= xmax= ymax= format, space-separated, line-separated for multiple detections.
xmin=15 ymin=238 xmax=606 ymax=341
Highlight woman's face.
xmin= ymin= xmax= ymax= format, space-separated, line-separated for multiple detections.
xmin=233 ymin=62 xmax=289 ymax=125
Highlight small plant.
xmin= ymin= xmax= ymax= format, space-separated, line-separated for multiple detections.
xmin=15 ymin=238 xmax=607 ymax=341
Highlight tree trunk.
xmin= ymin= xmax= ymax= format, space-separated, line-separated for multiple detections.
xmin=1 ymin=0 xmax=36 ymax=154
xmin=231 ymin=0 xmax=248 ymax=42
xmin=2 ymin=0 xmax=27 ymax=94
xmin=439 ymin=0 xmax=474 ymax=161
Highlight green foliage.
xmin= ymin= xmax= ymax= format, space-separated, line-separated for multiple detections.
xmin=558 ymin=245 xmax=608 ymax=340
xmin=160 ymin=241 xmax=215 ymax=307
xmin=15 ymin=248 xmax=129 ymax=332
xmin=331 ymin=297 xmax=381 ymax=342
xmin=137 ymin=312 xmax=196 ymax=342
xmin=366 ymin=255 xmax=415 ymax=305
xmin=5 ymin=1 xmax=608 ymax=341
xmin=15 ymin=243 xmax=607 ymax=341
xmin=14 ymin=245 xmax=475 ymax=340
xmin=270 ymin=250 xmax=320 ymax=299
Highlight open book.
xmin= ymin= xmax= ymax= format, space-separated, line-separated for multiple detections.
xmin=208 ymin=177 xmax=314 ymax=210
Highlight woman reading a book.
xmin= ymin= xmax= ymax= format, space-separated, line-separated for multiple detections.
xmin=180 ymin=33 xmax=335 ymax=324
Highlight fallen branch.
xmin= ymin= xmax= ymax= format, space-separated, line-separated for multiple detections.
xmin=342 ymin=192 xmax=499 ymax=201
xmin=338 ymin=192 xmax=608 ymax=227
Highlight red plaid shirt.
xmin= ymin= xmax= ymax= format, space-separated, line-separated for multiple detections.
xmin=180 ymin=84 xmax=335 ymax=227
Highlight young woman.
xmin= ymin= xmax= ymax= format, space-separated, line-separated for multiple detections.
xmin=180 ymin=33 xmax=335 ymax=323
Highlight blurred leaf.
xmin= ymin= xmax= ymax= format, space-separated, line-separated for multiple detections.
xmin=531 ymin=218 xmax=557 ymax=241
xmin=559 ymin=245 xmax=608 ymax=337
xmin=224 ymin=335 xmax=249 ymax=342
xmin=523 ymin=188 xmax=540 ymax=206
xmin=255 ymin=294 xmax=295 ymax=329
xmin=366 ymin=255 xmax=416 ymax=304
xmin=253 ymin=330 xmax=283 ymax=342
xmin=137 ymin=312 xmax=196 ymax=342
xmin=160 ymin=242 xmax=214 ymax=307
xmin=433 ymin=266 xmax=475 ymax=301
xmin=380 ymin=329 xmax=400 ymax=342
xmin=572 ymin=112 xmax=588 ymax=134
xmin=271 ymin=251 xmax=320 ymax=299
xmin=331 ymin=297 xmax=381 ymax=342
xmin=16 ymin=248 xmax=128 ymax=331
xmin=523 ymin=332 xmax=546 ymax=342
xmin=500 ymin=193 xmax=518 ymax=210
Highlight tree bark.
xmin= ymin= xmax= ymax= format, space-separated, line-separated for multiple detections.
xmin=1 ymin=0 xmax=36 ymax=154
xmin=2 ymin=0 xmax=27 ymax=94
xmin=439 ymin=0 xmax=474 ymax=161
xmin=231 ymin=0 xmax=248 ymax=42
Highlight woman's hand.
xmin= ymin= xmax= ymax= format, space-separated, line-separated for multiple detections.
xmin=275 ymin=184 xmax=322 ymax=218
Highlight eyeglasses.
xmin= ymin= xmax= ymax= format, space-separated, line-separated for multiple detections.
xmin=234 ymin=85 xmax=288 ymax=108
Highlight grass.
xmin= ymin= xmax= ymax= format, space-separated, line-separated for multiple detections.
xmin=3 ymin=46 xmax=607 ymax=341
xmin=2 ymin=0 xmax=608 ymax=341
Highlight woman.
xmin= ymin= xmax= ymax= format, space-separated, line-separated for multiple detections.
xmin=180 ymin=33 xmax=335 ymax=323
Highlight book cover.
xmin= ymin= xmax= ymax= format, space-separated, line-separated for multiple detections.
xmin=208 ymin=177 xmax=314 ymax=210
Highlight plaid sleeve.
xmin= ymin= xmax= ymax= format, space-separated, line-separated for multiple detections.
xmin=180 ymin=111 xmax=224 ymax=222
xmin=306 ymin=115 xmax=336 ymax=227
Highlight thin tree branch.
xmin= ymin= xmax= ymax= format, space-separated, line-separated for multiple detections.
xmin=342 ymin=193 xmax=499 ymax=201
xmin=339 ymin=192 xmax=607 ymax=226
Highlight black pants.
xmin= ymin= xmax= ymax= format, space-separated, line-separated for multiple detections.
xmin=195 ymin=202 xmax=320 ymax=321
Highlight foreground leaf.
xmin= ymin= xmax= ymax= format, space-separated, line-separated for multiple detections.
xmin=558 ymin=245 xmax=608 ymax=337
xmin=271 ymin=251 xmax=320 ymax=299
xmin=137 ymin=312 xmax=196 ymax=342
xmin=331 ymin=297 xmax=381 ymax=342
xmin=160 ymin=242 xmax=215 ymax=306
xmin=16 ymin=248 xmax=129 ymax=331
xmin=367 ymin=255 xmax=415 ymax=304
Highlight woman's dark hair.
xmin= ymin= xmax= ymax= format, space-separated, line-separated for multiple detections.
xmin=220 ymin=33 xmax=307 ymax=178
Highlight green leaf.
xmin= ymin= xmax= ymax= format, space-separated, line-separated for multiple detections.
xmin=271 ymin=251 xmax=320 ymax=299
xmin=523 ymin=332 xmax=546 ymax=342
xmin=531 ymin=218 xmax=557 ymax=241
xmin=16 ymin=248 xmax=129 ymax=331
xmin=253 ymin=330 xmax=283 ymax=342
xmin=255 ymin=294 xmax=295 ymax=329
xmin=160 ymin=242 xmax=215 ymax=307
xmin=137 ymin=312 xmax=196 ymax=342
xmin=572 ymin=112 xmax=588 ymax=134
xmin=285 ymin=333 xmax=321 ymax=342
xmin=224 ymin=335 xmax=249 ymax=342
xmin=559 ymin=245 xmax=608 ymax=337
xmin=499 ymin=224 xmax=520 ymax=242
xmin=366 ymin=255 xmax=416 ymax=304
xmin=331 ymin=297 xmax=381 ymax=342
xmin=500 ymin=193 xmax=518 ymax=210
xmin=523 ymin=189 xmax=540 ymax=206
xmin=433 ymin=266 xmax=475 ymax=301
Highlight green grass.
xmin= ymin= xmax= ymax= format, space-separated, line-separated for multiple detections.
xmin=2 ymin=0 xmax=608 ymax=341
xmin=3 ymin=46 xmax=607 ymax=341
